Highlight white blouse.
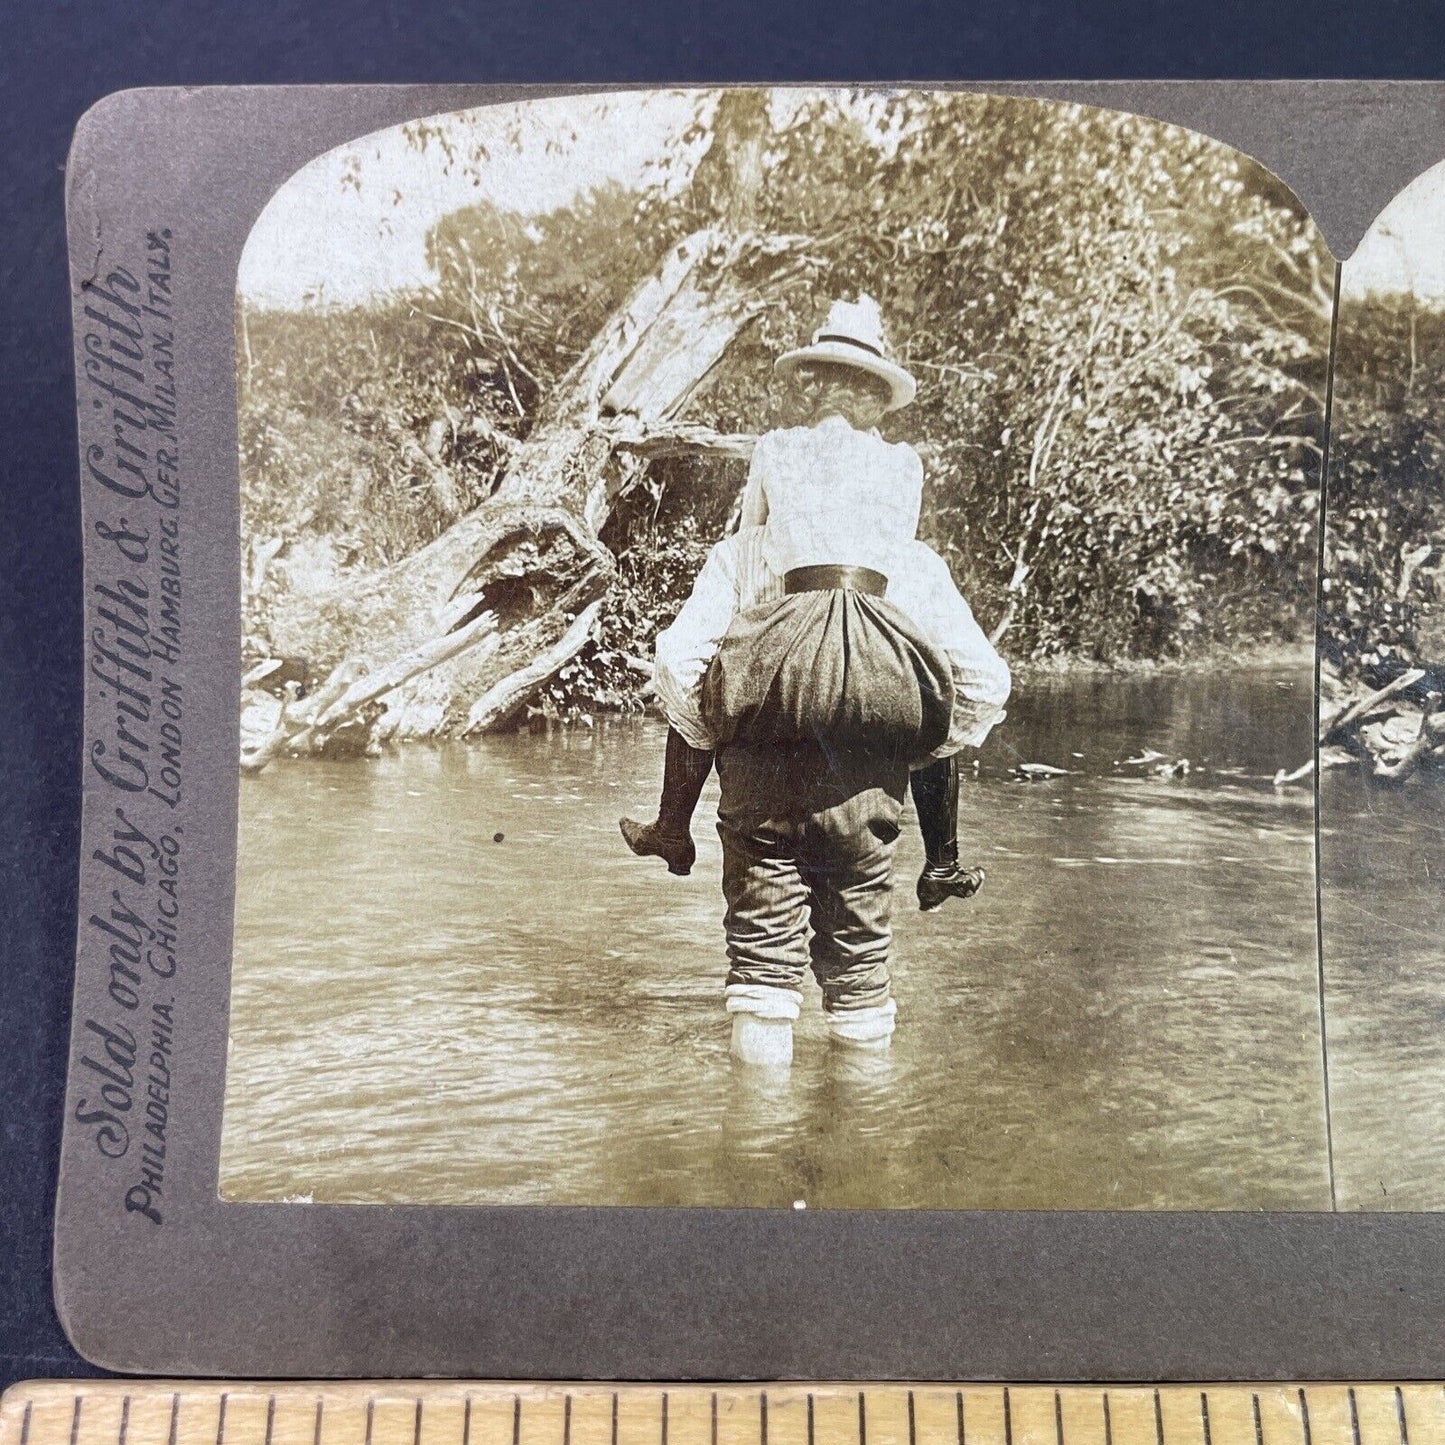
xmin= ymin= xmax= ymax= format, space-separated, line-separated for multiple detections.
xmin=737 ymin=415 xmax=924 ymax=581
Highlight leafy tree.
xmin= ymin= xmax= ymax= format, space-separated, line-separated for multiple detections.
xmin=1324 ymin=295 xmax=1445 ymax=683
xmin=239 ymin=90 xmax=1333 ymax=725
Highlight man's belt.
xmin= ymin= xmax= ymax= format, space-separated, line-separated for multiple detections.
xmin=783 ymin=565 xmax=888 ymax=596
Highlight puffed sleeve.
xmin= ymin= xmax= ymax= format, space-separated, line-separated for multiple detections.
xmin=894 ymin=441 xmax=925 ymax=541
xmin=889 ymin=542 xmax=1011 ymax=755
xmin=652 ymin=533 xmax=743 ymax=751
xmin=737 ymin=431 xmax=772 ymax=530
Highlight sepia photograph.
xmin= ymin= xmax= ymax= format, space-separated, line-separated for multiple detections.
xmin=219 ymin=87 xmax=1336 ymax=1210
xmin=1319 ymin=159 xmax=1445 ymax=1211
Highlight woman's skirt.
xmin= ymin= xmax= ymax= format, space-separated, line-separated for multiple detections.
xmin=699 ymin=586 xmax=954 ymax=765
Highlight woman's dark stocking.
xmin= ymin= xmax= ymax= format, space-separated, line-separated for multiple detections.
xmin=620 ymin=727 xmax=714 ymax=876
xmin=910 ymin=754 xmax=986 ymax=911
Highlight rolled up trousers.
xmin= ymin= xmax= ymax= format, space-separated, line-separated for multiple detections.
xmin=715 ymin=740 xmax=908 ymax=1013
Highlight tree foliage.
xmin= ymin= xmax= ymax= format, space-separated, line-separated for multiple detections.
xmin=1324 ymin=295 xmax=1445 ymax=684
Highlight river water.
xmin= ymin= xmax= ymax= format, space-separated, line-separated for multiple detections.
xmin=220 ymin=665 xmax=1339 ymax=1211
xmin=1322 ymin=766 xmax=1445 ymax=1211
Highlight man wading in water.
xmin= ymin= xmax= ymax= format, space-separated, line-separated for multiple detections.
xmin=620 ymin=297 xmax=1011 ymax=1066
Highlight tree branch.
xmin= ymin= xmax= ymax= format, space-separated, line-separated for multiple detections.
xmin=1320 ymin=668 xmax=1426 ymax=744
xmin=298 ymin=608 xmax=505 ymax=745
xmin=463 ymin=600 xmax=604 ymax=733
xmin=609 ymin=419 xmax=758 ymax=462
xmin=1373 ymin=694 xmax=1442 ymax=783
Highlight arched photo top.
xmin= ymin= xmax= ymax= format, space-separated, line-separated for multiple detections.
xmin=238 ymin=87 xmax=1330 ymax=314
xmin=1343 ymin=152 xmax=1445 ymax=302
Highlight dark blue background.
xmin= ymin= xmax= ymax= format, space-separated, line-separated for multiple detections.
xmin=4 ymin=0 xmax=1444 ymax=1389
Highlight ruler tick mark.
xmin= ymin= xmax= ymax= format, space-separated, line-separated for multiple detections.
xmin=13 ymin=1381 xmax=1442 ymax=1445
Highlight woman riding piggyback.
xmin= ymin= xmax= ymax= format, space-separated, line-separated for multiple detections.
xmin=622 ymin=296 xmax=1012 ymax=1064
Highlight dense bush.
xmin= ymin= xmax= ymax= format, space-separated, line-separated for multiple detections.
xmin=240 ymin=91 xmax=1334 ymax=719
xmin=534 ymin=458 xmax=743 ymax=720
xmin=1324 ymin=296 xmax=1445 ymax=683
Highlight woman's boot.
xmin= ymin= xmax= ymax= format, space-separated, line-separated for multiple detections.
xmin=725 ymin=984 xmax=800 ymax=1067
xmin=620 ymin=727 xmax=714 ymax=876
xmin=911 ymin=755 xmax=986 ymax=911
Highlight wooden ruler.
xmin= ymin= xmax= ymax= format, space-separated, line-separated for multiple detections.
xmin=2 ymin=1384 xmax=1442 ymax=1445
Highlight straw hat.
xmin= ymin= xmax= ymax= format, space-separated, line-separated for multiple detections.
xmin=774 ymin=295 xmax=917 ymax=410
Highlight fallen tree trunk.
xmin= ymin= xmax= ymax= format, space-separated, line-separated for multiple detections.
xmin=1271 ymin=664 xmax=1445 ymax=788
xmin=247 ymin=228 xmax=803 ymax=766
xmin=1319 ymin=668 xmax=1426 ymax=744
xmin=1370 ymin=694 xmax=1443 ymax=782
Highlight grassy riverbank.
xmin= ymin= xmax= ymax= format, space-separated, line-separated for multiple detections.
xmin=1010 ymin=641 xmax=1314 ymax=680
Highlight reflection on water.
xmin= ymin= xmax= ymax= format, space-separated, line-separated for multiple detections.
xmin=1322 ymin=766 xmax=1445 ymax=1211
xmin=219 ymin=666 xmax=1330 ymax=1210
